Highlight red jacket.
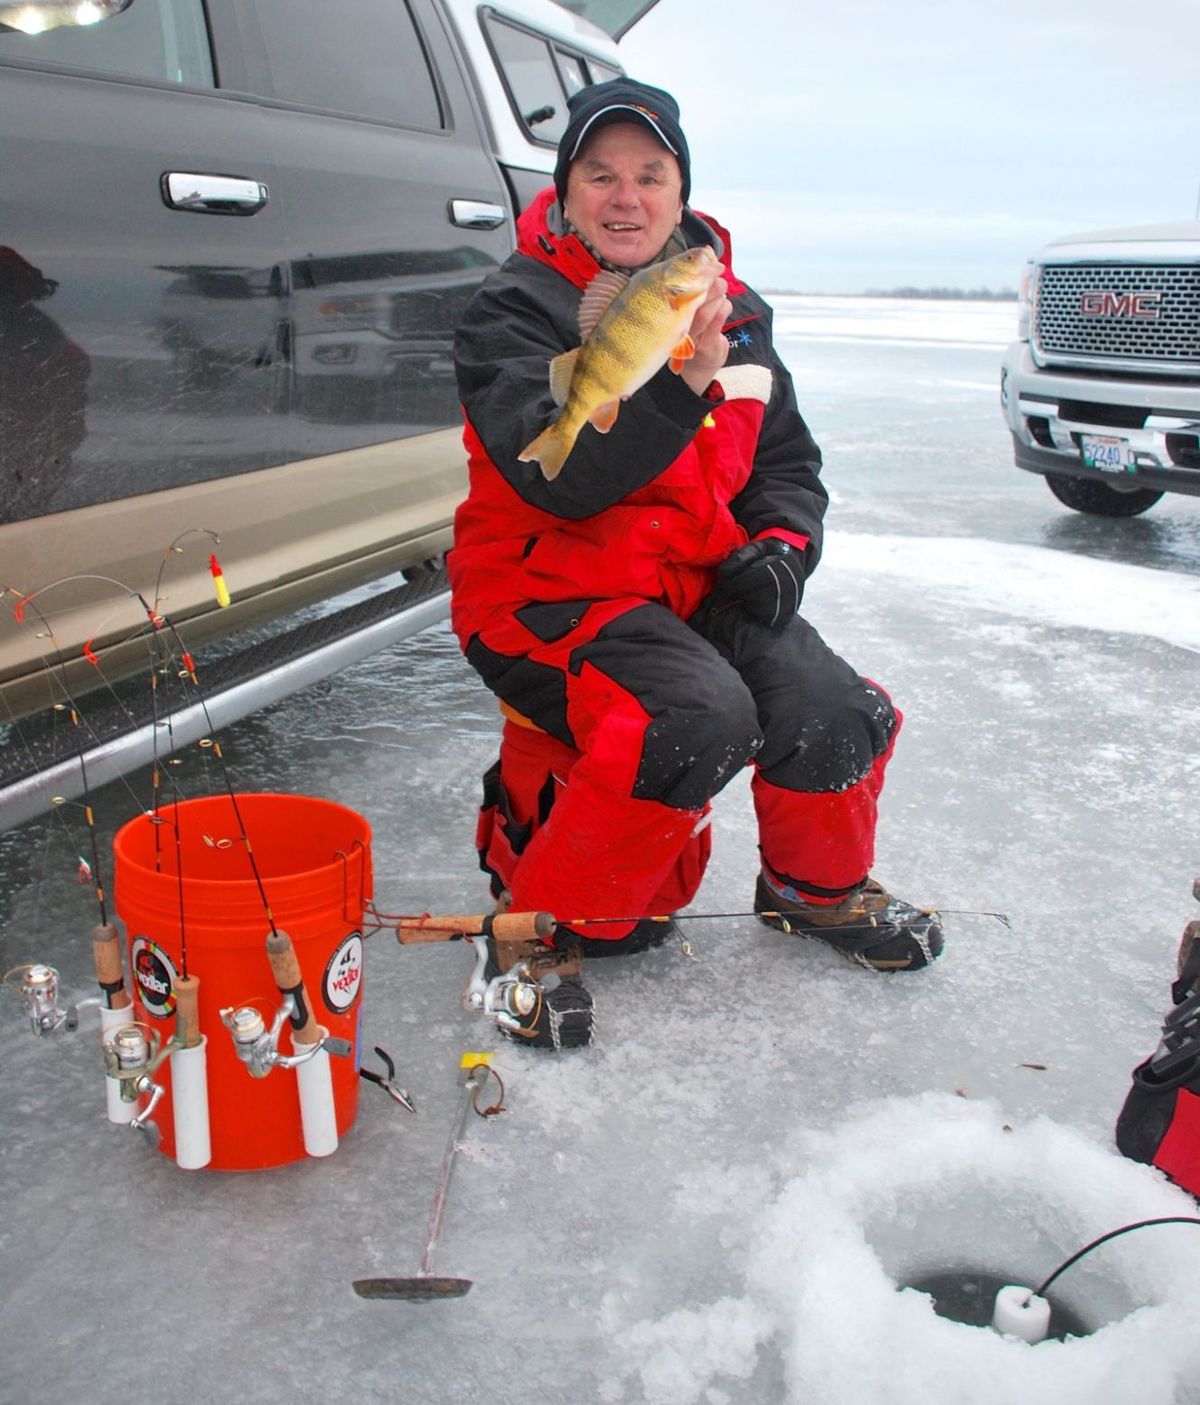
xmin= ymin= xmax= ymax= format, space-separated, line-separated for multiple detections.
xmin=449 ymin=188 xmax=826 ymax=646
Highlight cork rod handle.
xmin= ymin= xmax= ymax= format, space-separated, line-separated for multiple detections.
xmin=91 ymin=922 xmax=131 ymax=1010
xmin=265 ymin=929 xmax=322 ymax=1044
xmin=396 ymin=910 xmax=556 ymax=945
xmin=174 ymin=974 xmax=202 ymax=1048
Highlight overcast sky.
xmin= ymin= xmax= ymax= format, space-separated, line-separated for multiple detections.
xmin=617 ymin=0 xmax=1199 ymax=294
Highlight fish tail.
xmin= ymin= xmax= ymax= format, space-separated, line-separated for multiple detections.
xmin=518 ymin=419 xmax=578 ymax=481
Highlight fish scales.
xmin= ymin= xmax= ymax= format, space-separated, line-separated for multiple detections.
xmin=584 ymin=283 xmax=683 ymax=395
xmin=518 ymin=245 xmax=721 ymax=481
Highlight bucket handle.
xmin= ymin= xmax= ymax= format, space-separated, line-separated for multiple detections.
xmin=335 ymin=842 xmax=368 ymax=924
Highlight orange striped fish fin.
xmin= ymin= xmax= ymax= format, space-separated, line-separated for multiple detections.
xmin=668 ymin=333 xmax=696 ymax=373
xmin=589 ymin=400 xmax=620 ymax=434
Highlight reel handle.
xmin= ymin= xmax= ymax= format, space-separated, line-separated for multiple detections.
xmin=396 ymin=911 xmax=556 ymax=944
xmin=265 ymin=929 xmax=322 ymax=1044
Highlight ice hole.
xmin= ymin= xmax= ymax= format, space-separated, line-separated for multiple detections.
xmin=742 ymin=1094 xmax=1200 ymax=1405
xmin=866 ymin=1178 xmax=1135 ymax=1333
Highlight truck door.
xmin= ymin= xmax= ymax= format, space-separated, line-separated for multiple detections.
xmin=0 ymin=1 xmax=287 ymax=524
xmin=240 ymin=0 xmax=514 ymax=462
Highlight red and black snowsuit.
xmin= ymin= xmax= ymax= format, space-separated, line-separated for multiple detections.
xmin=450 ymin=189 xmax=898 ymax=938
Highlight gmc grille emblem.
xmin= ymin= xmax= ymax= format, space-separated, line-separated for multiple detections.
xmin=1079 ymin=290 xmax=1162 ymax=319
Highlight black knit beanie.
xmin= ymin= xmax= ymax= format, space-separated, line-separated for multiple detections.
xmin=553 ymin=78 xmax=691 ymax=206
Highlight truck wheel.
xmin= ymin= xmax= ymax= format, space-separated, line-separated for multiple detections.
xmin=1044 ymin=473 xmax=1163 ymax=518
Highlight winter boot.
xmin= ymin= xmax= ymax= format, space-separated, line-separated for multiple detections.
xmin=755 ymin=873 xmax=943 ymax=971
xmin=485 ymin=934 xmax=594 ymax=1049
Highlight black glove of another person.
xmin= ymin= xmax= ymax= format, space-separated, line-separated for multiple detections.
xmin=712 ymin=539 xmax=805 ymax=630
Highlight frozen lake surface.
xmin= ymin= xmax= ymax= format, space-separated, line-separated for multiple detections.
xmin=3 ymin=296 xmax=1200 ymax=1403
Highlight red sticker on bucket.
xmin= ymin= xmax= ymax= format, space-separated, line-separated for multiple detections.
xmin=323 ymin=933 xmax=363 ymax=1013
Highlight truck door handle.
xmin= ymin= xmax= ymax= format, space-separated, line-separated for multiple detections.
xmin=449 ymin=199 xmax=506 ymax=230
xmin=162 ymin=173 xmax=270 ymax=215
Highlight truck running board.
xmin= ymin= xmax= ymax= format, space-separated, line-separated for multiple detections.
xmin=0 ymin=569 xmax=449 ymax=832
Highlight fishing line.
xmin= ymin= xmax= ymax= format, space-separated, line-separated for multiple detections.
xmin=4 ymin=544 xmax=271 ymax=965
xmin=143 ymin=586 xmax=192 ymax=977
xmin=151 ymin=611 xmax=279 ymax=940
xmin=1029 ymin=1216 xmax=1200 ymax=1301
xmin=152 ymin=528 xmax=222 ymax=621
xmin=147 ymin=536 xmax=276 ymax=938
xmin=3 ymin=579 xmax=166 ymax=821
xmin=2 ymin=591 xmax=113 ymax=930
xmin=33 ymin=555 xmax=278 ymax=944
xmin=1 ymin=690 xmax=98 ymax=884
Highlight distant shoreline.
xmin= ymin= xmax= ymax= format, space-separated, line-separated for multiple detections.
xmin=762 ymin=287 xmax=1019 ymax=301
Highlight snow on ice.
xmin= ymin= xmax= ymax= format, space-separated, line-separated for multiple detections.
xmin=3 ymin=297 xmax=1200 ymax=1402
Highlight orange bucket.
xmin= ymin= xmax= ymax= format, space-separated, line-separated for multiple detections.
xmin=112 ymin=793 xmax=372 ymax=1170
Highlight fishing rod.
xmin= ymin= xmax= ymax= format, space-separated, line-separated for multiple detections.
xmin=2 ymin=583 xmax=149 ymax=1040
xmin=387 ymin=903 xmax=1006 ymax=1043
xmin=378 ymin=904 xmax=1010 ymax=939
xmin=3 ymin=580 xmax=149 ymax=936
xmin=4 ymin=549 xmax=245 ymax=1161
xmin=145 ymin=536 xmax=227 ymax=978
xmin=3 ymin=543 xmax=367 ymax=1171
xmin=5 ymin=556 xmax=238 ymax=976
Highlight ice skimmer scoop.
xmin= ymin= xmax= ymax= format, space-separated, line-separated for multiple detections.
xmin=353 ymin=1054 xmax=492 ymax=1302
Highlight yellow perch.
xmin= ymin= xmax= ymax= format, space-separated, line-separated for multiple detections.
xmin=519 ymin=245 xmax=721 ymax=480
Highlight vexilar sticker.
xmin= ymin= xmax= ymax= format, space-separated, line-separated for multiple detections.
xmin=323 ymin=932 xmax=363 ymax=1013
xmin=131 ymin=937 xmax=178 ymax=1019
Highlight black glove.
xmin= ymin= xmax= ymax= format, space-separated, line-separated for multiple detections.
xmin=711 ymin=539 xmax=805 ymax=629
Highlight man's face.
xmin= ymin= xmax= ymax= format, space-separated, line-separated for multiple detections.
xmin=563 ymin=122 xmax=684 ymax=269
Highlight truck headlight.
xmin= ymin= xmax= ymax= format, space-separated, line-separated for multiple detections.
xmin=1016 ymin=260 xmax=1036 ymax=342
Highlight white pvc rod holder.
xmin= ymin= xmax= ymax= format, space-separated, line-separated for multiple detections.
xmin=99 ymin=1005 xmax=138 ymax=1125
xmin=170 ymin=1037 xmax=212 ymax=1170
xmin=295 ymin=1033 xmax=338 ymax=1158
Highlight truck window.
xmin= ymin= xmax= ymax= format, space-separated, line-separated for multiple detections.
xmin=251 ymin=0 xmax=442 ymax=129
xmin=588 ymin=57 xmax=621 ymax=83
xmin=480 ymin=14 xmax=624 ymax=146
xmin=0 ymin=0 xmax=213 ymax=87
xmin=484 ymin=15 xmax=568 ymax=143
xmin=555 ymin=47 xmax=586 ymax=96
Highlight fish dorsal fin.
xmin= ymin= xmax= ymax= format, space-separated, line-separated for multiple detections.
xmin=578 ymin=269 xmax=629 ymax=340
xmin=548 ymin=346 xmax=580 ymax=407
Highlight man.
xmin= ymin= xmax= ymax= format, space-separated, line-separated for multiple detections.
xmin=450 ymin=79 xmax=942 ymax=1047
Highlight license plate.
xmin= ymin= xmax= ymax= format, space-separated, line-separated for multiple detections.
xmin=1081 ymin=434 xmax=1135 ymax=473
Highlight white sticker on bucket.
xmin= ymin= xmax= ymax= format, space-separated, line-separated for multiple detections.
xmin=131 ymin=937 xmax=179 ymax=1019
xmin=323 ymin=932 xmax=363 ymax=1013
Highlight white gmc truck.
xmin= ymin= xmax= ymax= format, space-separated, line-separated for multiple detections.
xmin=1000 ymin=222 xmax=1200 ymax=517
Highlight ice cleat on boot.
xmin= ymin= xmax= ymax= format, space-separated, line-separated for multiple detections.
xmin=755 ymin=873 xmax=943 ymax=971
xmin=484 ymin=935 xmax=594 ymax=1049
xmin=576 ymin=916 xmax=677 ymax=959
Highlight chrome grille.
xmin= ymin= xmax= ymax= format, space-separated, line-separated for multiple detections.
xmin=1034 ymin=262 xmax=1200 ymax=369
